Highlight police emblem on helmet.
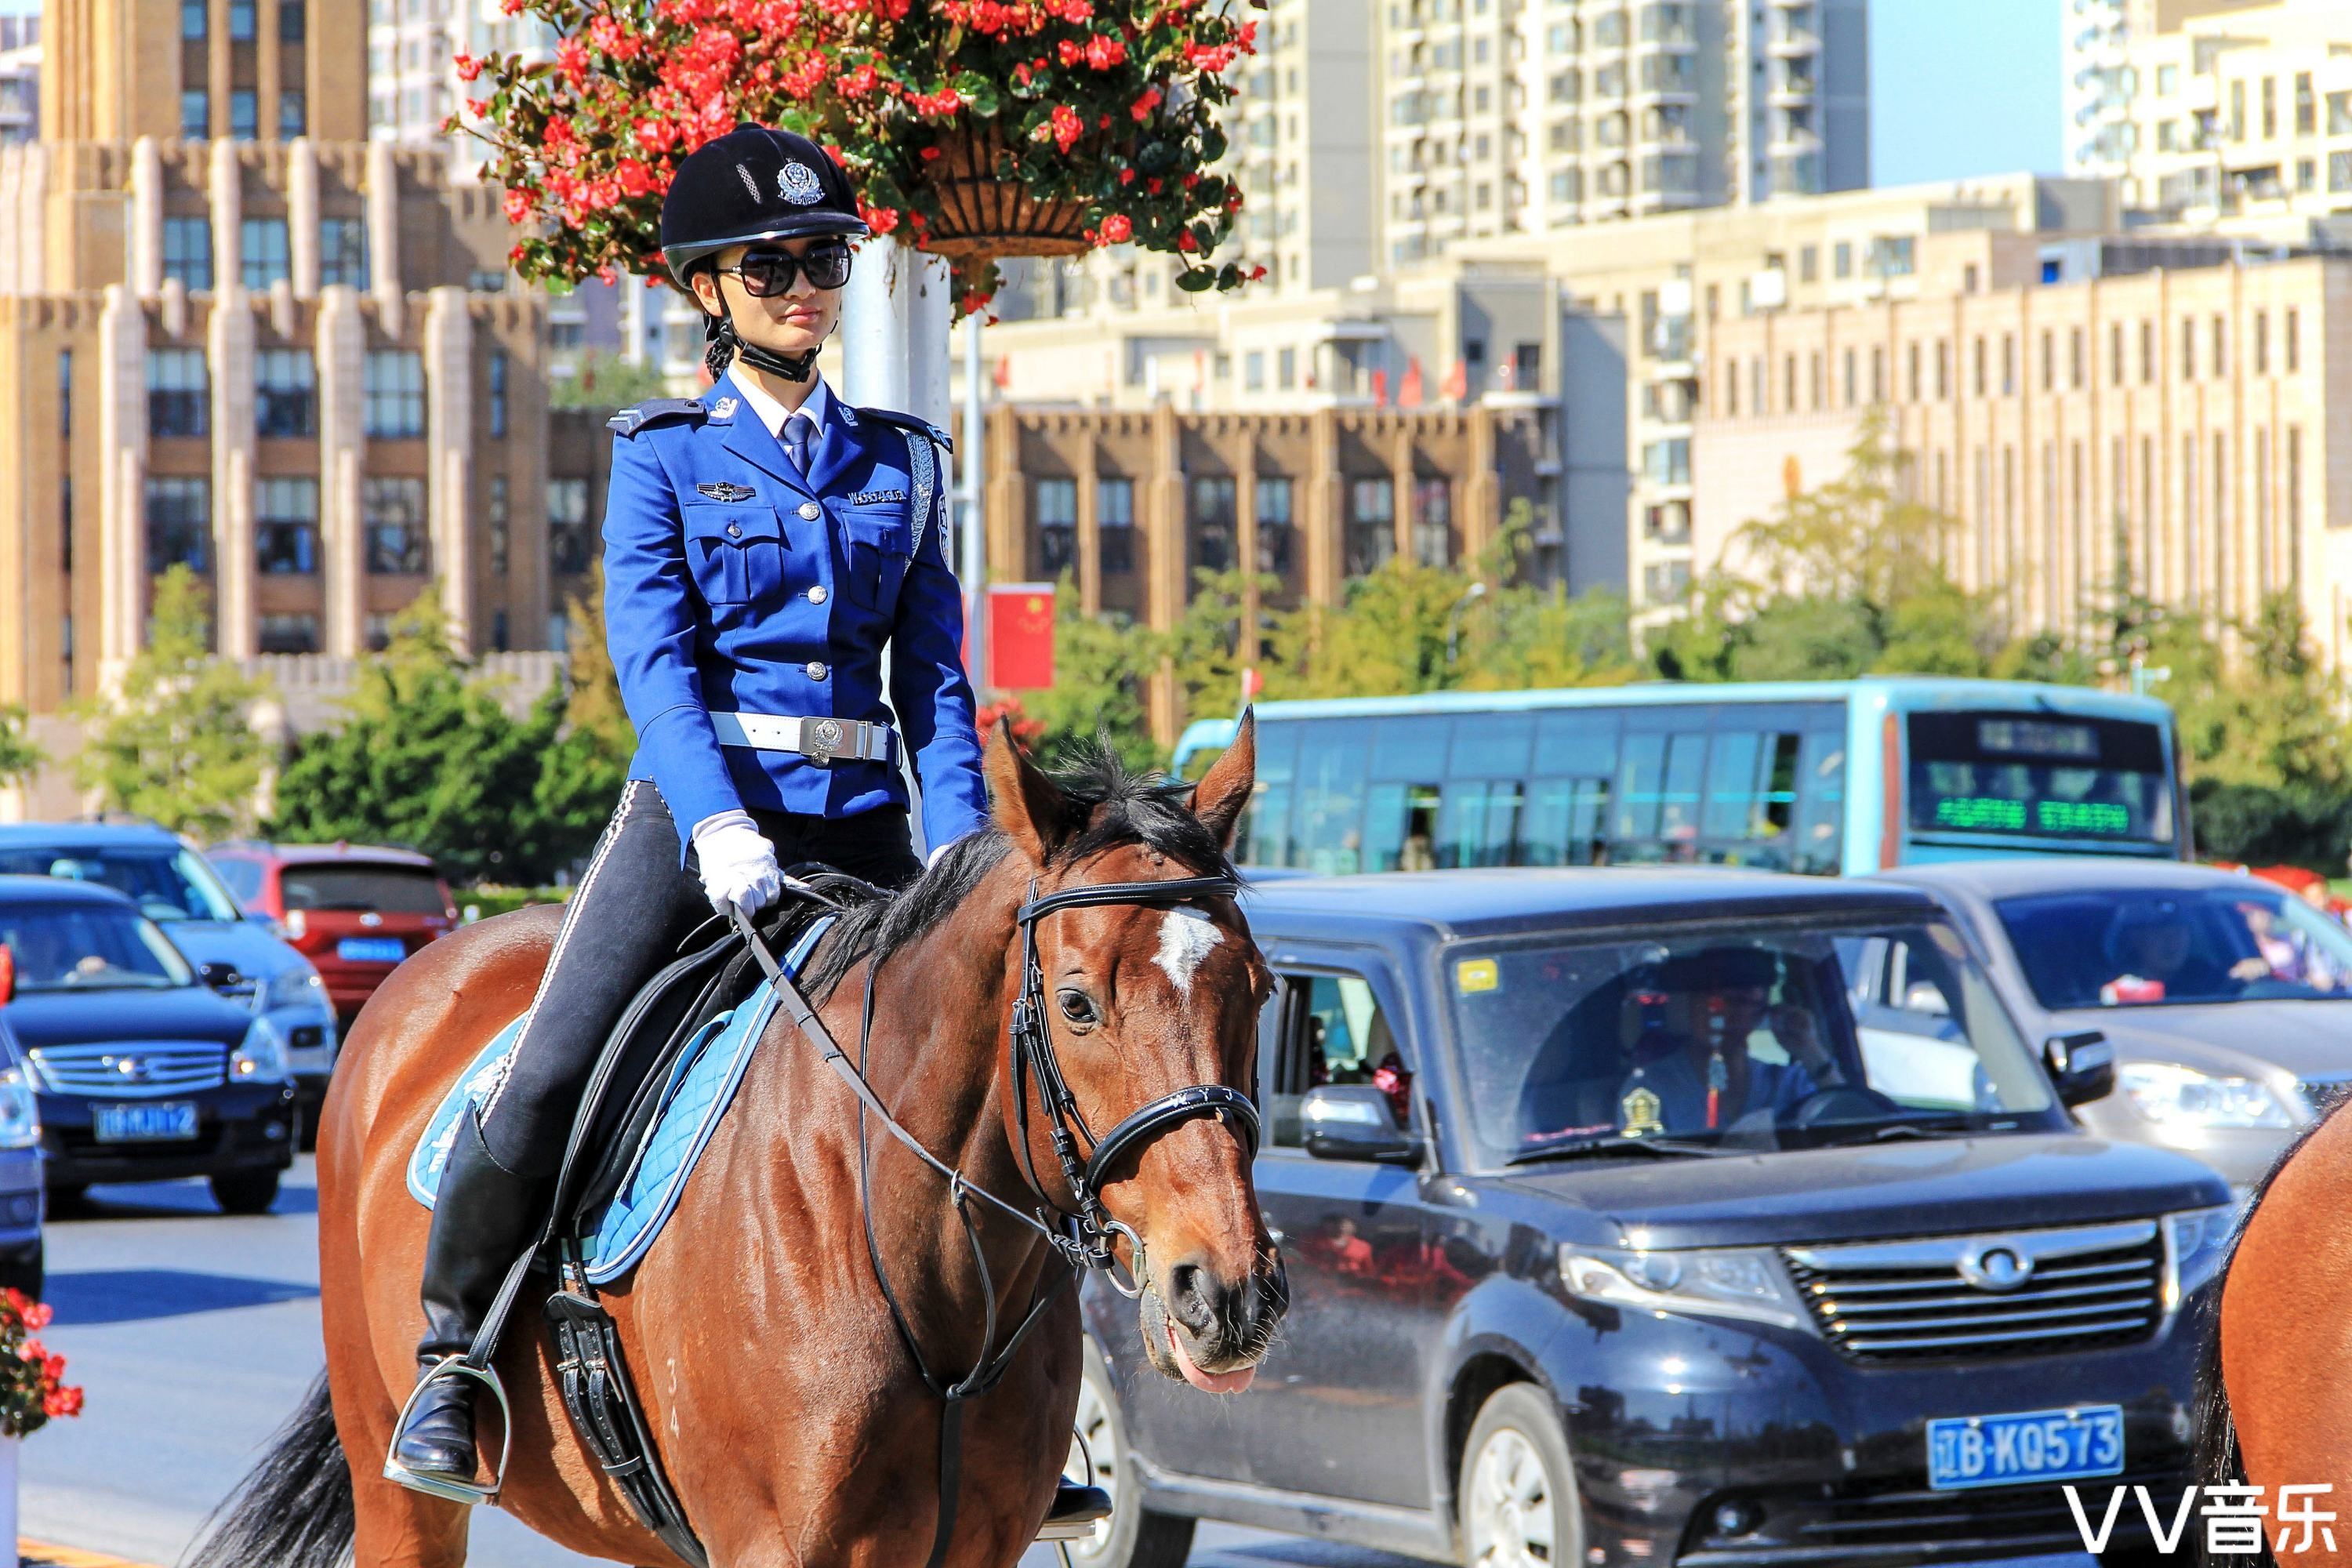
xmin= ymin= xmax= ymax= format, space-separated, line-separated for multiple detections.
xmin=779 ymin=162 xmax=825 ymax=205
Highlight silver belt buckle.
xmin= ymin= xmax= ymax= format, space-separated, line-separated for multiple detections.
xmin=801 ymin=717 xmax=849 ymax=766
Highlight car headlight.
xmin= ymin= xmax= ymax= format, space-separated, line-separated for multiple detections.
xmin=2118 ymin=1062 xmax=2295 ymax=1128
xmin=1560 ymin=1243 xmax=1812 ymax=1331
xmin=0 ymin=1065 xmax=39 ymax=1151
xmin=2163 ymin=1202 xmax=2239 ymax=1310
xmin=257 ymin=963 xmax=328 ymax=1015
xmin=231 ymin=1018 xmax=290 ymax=1082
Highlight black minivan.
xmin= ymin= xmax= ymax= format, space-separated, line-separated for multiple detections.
xmin=1071 ymin=870 xmax=2232 ymax=1568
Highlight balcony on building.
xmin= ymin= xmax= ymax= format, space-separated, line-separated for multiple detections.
xmin=1766 ymin=6 xmax=1820 ymax=56
xmin=1766 ymin=59 xmax=1817 ymax=107
xmin=1635 ymin=2 xmax=1697 ymax=51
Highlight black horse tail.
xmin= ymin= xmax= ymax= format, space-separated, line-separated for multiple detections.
xmin=2187 ymin=1285 xmax=2270 ymax=1568
xmin=183 ymin=1370 xmax=354 ymax=1568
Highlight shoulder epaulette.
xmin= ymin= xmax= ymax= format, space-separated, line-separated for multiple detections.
xmin=607 ymin=397 xmax=709 ymax=438
xmin=855 ymin=405 xmax=953 ymax=455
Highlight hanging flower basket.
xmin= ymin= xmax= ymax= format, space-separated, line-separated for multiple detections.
xmin=922 ymin=122 xmax=1091 ymax=263
xmin=456 ymin=0 xmax=1268 ymax=316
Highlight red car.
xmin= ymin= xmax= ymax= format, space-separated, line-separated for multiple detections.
xmin=203 ymin=844 xmax=458 ymax=1023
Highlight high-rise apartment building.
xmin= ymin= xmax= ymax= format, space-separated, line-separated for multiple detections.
xmin=367 ymin=0 xmax=550 ymax=147
xmin=2061 ymin=0 xmax=2266 ymax=188
xmin=1381 ymin=0 xmax=1865 ymax=267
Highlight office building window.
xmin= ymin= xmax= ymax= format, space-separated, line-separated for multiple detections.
xmin=241 ymin=217 xmax=290 ymax=289
xmin=1905 ymin=343 xmax=1919 ymax=401
xmin=488 ymin=351 xmax=509 ymax=438
xmin=1411 ymin=477 xmax=1451 ymax=567
xmin=2110 ymin=322 xmax=2124 ymax=387
xmin=2181 ymin=317 xmax=2196 ymax=380
xmin=365 ymin=613 xmax=394 ymax=652
xmin=1098 ymin=477 xmax=1135 ymax=575
xmin=256 ymin=477 xmax=319 ymax=574
xmin=2070 ymin=328 xmax=2084 ymax=390
xmin=255 ymin=348 xmax=317 ymax=437
xmin=548 ymin=478 xmax=592 ymax=575
xmin=2140 ymin=320 xmax=2155 ymax=383
xmin=280 ymin=0 xmax=305 ymax=39
xmin=182 ymin=0 xmax=205 ymax=33
xmin=278 ymin=91 xmax=305 ymax=135
xmin=2255 ymin=311 xmax=2269 ymax=375
xmin=2286 ymin=308 xmax=2300 ymax=373
xmin=146 ymin=348 xmax=209 ymax=438
xmin=364 ymin=351 xmax=426 ymax=438
xmin=181 ymin=91 xmax=208 ymax=137
xmin=2039 ymin=330 xmax=2053 ymax=392
xmin=229 ymin=89 xmax=258 ymax=139
xmin=1841 ymin=348 xmax=1855 ymax=408
xmin=229 ymin=0 xmax=255 ymax=36
xmin=362 ymin=477 xmax=428 ymax=573
xmin=1256 ymin=476 xmax=1294 ymax=575
xmin=1034 ymin=477 xmax=1076 ymax=577
xmin=162 ymin=216 xmax=214 ymax=290
xmin=2001 ymin=334 xmax=2016 ymax=395
xmin=318 ymin=218 xmax=369 ymax=289
xmin=1832 ymin=241 xmax=1852 ymax=279
xmin=144 ymin=477 xmax=212 ymax=572
xmin=1973 ymin=336 xmax=1986 ymax=397
xmin=1346 ymin=477 xmax=1395 ymax=576
xmin=487 ymin=477 xmax=510 ymax=575
xmin=2211 ymin=314 xmax=2226 ymax=378
xmin=259 ymin=613 xmax=320 ymax=654
xmin=1278 ymin=347 xmax=1298 ymax=390
xmin=1243 ymin=350 xmax=1265 ymax=392
xmin=1191 ymin=477 xmax=1235 ymax=572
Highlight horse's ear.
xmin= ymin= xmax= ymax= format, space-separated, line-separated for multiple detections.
xmin=1189 ymin=710 xmax=1257 ymax=852
xmin=985 ymin=720 xmax=1071 ymax=865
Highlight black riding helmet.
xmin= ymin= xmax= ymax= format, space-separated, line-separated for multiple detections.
xmin=660 ymin=125 xmax=870 ymax=381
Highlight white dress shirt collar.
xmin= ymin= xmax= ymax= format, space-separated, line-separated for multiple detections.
xmin=725 ymin=365 xmax=832 ymax=445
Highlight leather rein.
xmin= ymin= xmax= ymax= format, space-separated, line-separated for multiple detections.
xmin=732 ymin=868 xmax=1259 ymax=1568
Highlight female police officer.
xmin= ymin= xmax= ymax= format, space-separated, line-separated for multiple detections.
xmin=387 ymin=125 xmax=1044 ymax=1502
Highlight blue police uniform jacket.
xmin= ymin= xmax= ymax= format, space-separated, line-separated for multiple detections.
xmin=601 ymin=376 xmax=992 ymax=855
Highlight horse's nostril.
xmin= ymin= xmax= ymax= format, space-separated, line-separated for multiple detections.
xmin=1167 ymin=1263 xmax=1218 ymax=1335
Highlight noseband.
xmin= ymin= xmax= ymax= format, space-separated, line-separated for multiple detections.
xmin=1010 ymin=874 xmax=1261 ymax=1277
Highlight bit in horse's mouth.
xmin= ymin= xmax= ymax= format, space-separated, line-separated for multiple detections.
xmin=1139 ymin=1289 xmax=1260 ymax=1393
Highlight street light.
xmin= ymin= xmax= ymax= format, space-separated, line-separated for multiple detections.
xmin=1444 ymin=580 xmax=1490 ymax=670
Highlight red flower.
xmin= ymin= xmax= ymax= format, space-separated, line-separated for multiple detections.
xmin=1098 ymin=212 xmax=1132 ymax=242
xmin=920 ymin=144 xmax=942 ymax=161
xmin=1083 ymin=32 xmax=1125 ymax=69
xmin=1118 ymin=168 xmax=1135 ymax=184
xmin=1248 ymin=264 xmax=1268 ymax=281
xmin=454 ymin=51 xmax=482 ymax=82
xmin=615 ymin=158 xmax=657 ymax=196
xmin=862 ymin=204 xmax=902 ymax=234
xmin=1130 ymin=86 xmax=1161 ymax=121
xmin=1048 ymin=103 xmax=1083 ymax=151
xmin=554 ymin=37 xmax=589 ymax=86
xmin=1057 ymin=38 xmax=1082 ymax=65
xmin=1177 ymin=230 xmax=1198 ymax=252
xmin=503 ymin=187 xmax=535 ymax=223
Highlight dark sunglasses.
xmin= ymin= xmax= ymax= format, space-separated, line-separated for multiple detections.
xmin=717 ymin=240 xmax=854 ymax=297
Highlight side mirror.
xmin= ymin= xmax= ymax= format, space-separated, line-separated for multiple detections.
xmin=1300 ymin=1084 xmax=1422 ymax=1164
xmin=2045 ymin=1029 xmax=2116 ymax=1108
xmin=199 ymin=961 xmax=247 ymax=993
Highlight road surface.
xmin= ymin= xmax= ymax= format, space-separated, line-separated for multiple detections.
xmin=20 ymin=1160 xmax=1421 ymax=1568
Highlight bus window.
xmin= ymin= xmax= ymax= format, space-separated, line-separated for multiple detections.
xmin=1450 ymin=713 xmax=1534 ymax=780
xmin=1700 ymin=728 xmax=1802 ymax=842
xmin=1614 ymin=731 xmax=1668 ymax=846
xmin=1658 ymin=731 xmax=1708 ymax=855
xmin=1366 ymin=781 xmax=1442 ymax=871
xmin=1523 ymin=779 xmax=1610 ymax=865
xmin=1794 ymin=727 xmax=1848 ymax=874
xmin=1439 ymin=780 xmax=1523 ymax=867
xmin=1534 ymin=710 xmax=1621 ymax=778
xmin=1240 ymin=724 xmax=1300 ymax=868
xmin=1294 ymin=720 xmax=1373 ymax=873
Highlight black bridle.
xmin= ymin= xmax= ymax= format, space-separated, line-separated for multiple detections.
xmin=734 ymin=867 xmax=1259 ymax=1568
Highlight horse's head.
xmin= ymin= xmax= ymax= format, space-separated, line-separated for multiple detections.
xmin=985 ymin=719 xmax=1286 ymax=1393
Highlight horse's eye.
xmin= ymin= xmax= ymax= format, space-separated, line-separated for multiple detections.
xmin=1058 ymin=989 xmax=1097 ymax=1025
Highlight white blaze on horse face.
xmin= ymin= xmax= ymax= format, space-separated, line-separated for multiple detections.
xmin=1154 ymin=906 xmax=1225 ymax=1004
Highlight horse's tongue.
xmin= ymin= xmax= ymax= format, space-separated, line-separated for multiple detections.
xmin=1166 ymin=1319 xmax=1257 ymax=1394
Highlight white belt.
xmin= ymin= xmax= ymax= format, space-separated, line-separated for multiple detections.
xmin=710 ymin=711 xmax=899 ymax=767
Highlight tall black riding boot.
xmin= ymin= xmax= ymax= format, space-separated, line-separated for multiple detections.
xmin=386 ymin=1105 xmax=549 ymax=1494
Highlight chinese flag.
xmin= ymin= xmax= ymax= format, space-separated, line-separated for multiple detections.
xmin=1399 ymin=356 xmax=1425 ymax=408
xmin=989 ymin=584 xmax=1057 ymax=689
xmin=1372 ymin=368 xmax=1389 ymax=405
xmin=1441 ymin=358 xmax=1468 ymax=402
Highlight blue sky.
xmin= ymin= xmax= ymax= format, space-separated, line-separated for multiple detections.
xmin=1871 ymin=0 xmax=2063 ymax=184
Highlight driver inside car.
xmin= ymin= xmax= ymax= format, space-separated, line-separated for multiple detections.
xmin=1615 ymin=948 xmax=1837 ymax=1134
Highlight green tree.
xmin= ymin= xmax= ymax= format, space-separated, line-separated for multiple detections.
xmin=72 ymin=566 xmax=270 ymax=837
xmin=0 ymin=708 xmax=47 ymax=789
xmin=1012 ymin=580 xmax=1162 ymax=774
xmin=268 ymin=586 xmax=563 ymax=884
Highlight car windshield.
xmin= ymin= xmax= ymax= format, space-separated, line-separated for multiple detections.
xmin=281 ymin=864 xmax=445 ymax=914
xmin=0 ymin=903 xmax=194 ymax=990
xmin=0 ymin=846 xmax=243 ymax=924
xmin=1995 ymin=884 xmax=2352 ymax=1009
xmin=1447 ymin=916 xmax=2057 ymax=1167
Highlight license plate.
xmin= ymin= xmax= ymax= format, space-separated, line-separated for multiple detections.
xmin=337 ymin=937 xmax=407 ymax=964
xmin=93 ymin=1102 xmax=198 ymax=1143
xmin=1927 ymin=1405 xmax=2124 ymax=1490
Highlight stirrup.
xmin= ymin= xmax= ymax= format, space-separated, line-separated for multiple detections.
xmin=382 ymin=1355 xmax=515 ymax=1506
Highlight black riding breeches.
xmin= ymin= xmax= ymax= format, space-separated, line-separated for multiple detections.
xmin=474 ymin=779 xmax=923 ymax=1178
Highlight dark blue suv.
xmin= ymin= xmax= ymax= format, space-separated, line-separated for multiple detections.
xmin=0 ymin=878 xmax=296 ymax=1213
xmin=0 ymin=823 xmax=337 ymax=1131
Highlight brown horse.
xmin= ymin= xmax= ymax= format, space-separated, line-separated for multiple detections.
xmin=191 ymin=724 xmax=1283 ymax=1568
xmin=2196 ymin=1111 xmax=2352 ymax=1565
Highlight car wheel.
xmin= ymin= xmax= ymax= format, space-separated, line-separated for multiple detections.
xmin=0 ymin=1241 xmax=42 ymax=1301
xmin=209 ymin=1170 xmax=281 ymax=1215
xmin=1459 ymin=1384 xmax=1583 ymax=1568
xmin=1064 ymin=1337 xmax=1196 ymax=1568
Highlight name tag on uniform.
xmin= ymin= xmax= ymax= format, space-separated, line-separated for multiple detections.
xmin=696 ymin=481 xmax=757 ymax=503
xmin=849 ymin=488 xmax=909 ymax=506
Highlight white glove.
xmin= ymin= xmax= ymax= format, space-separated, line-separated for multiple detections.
xmin=690 ymin=811 xmax=782 ymax=920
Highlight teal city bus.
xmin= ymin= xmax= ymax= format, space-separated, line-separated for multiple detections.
xmin=1168 ymin=678 xmax=2190 ymax=877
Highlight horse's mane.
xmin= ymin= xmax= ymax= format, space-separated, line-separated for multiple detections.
xmin=797 ymin=741 xmax=1234 ymax=1004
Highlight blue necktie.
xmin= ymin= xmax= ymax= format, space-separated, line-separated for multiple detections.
xmin=782 ymin=412 xmax=815 ymax=480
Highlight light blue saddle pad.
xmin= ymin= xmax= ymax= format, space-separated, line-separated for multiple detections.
xmin=406 ymin=917 xmax=833 ymax=1285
